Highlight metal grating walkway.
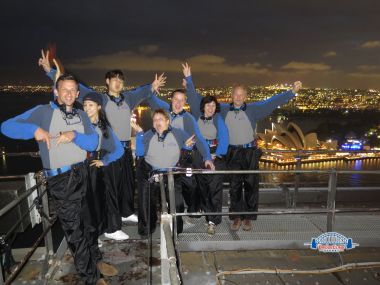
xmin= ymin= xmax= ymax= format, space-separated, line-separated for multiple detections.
xmin=178 ymin=213 xmax=380 ymax=251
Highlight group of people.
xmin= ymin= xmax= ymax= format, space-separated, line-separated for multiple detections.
xmin=0 ymin=50 xmax=302 ymax=285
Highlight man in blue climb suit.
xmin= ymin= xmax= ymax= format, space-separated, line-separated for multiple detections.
xmin=146 ymin=89 xmax=215 ymax=215
xmin=38 ymin=50 xmax=166 ymax=230
xmin=220 ymin=81 xmax=302 ymax=231
xmin=1 ymin=74 xmax=107 ymax=285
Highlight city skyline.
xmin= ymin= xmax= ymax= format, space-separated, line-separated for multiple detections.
xmin=1 ymin=84 xmax=380 ymax=111
xmin=1 ymin=1 xmax=380 ymax=88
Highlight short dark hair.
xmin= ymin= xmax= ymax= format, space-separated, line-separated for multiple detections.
xmin=55 ymin=73 xmax=79 ymax=90
xmin=105 ymin=69 xmax=125 ymax=81
xmin=152 ymin=108 xmax=170 ymax=121
xmin=200 ymin=95 xmax=220 ymax=114
xmin=170 ymin=89 xmax=186 ymax=98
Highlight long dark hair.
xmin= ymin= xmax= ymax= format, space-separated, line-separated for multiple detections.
xmin=97 ymin=108 xmax=111 ymax=139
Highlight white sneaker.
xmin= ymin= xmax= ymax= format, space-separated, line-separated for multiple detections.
xmin=104 ymin=230 xmax=129 ymax=241
xmin=121 ymin=214 xmax=138 ymax=223
xmin=98 ymin=238 xmax=103 ymax=248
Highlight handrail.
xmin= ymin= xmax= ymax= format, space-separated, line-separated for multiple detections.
xmin=174 ymin=207 xmax=380 ymax=217
xmin=0 ymin=172 xmax=53 ymax=285
xmin=3 ymin=217 xmax=56 ymax=285
xmin=162 ymin=168 xmax=380 ymax=279
xmin=0 ymin=176 xmax=25 ymax=180
xmin=1 ymin=152 xmax=39 ymax=157
xmin=157 ymin=169 xmax=380 ymax=175
xmin=0 ymin=181 xmax=44 ymax=220
xmin=2 ymin=188 xmax=48 ymax=242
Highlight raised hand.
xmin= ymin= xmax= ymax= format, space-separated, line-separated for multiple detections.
xmin=131 ymin=120 xmax=143 ymax=133
xmin=34 ymin=127 xmax=52 ymax=150
xmin=151 ymin=73 xmax=166 ymax=93
xmin=182 ymin=62 xmax=191 ymax=77
xmin=292 ymin=81 xmax=302 ymax=94
xmin=185 ymin=134 xmax=196 ymax=148
xmin=38 ymin=49 xmax=51 ymax=73
xmin=53 ymin=58 xmax=62 ymax=84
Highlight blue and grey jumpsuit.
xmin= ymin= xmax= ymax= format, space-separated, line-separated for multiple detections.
xmin=185 ymin=75 xmax=229 ymax=225
xmin=1 ymin=102 xmax=101 ymax=284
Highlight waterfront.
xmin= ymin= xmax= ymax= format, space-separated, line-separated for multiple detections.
xmin=0 ymin=90 xmax=380 ymax=187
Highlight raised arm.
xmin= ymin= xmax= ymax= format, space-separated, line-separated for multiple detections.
xmin=46 ymin=68 xmax=97 ymax=103
xmin=124 ymin=73 xmax=166 ymax=110
xmin=39 ymin=49 xmax=96 ymax=103
xmin=183 ymin=63 xmax=203 ymax=119
xmin=249 ymin=81 xmax=302 ymax=121
xmin=131 ymin=120 xmax=145 ymax=157
xmin=146 ymin=92 xmax=170 ymax=111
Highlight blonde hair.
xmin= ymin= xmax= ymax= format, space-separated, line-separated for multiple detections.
xmin=232 ymin=84 xmax=248 ymax=95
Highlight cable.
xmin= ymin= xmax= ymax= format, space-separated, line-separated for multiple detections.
xmin=215 ymin=262 xmax=380 ymax=280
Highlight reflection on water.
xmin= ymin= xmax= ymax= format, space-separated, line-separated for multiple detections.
xmin=261 ymin=156 xmax=380 ymax=188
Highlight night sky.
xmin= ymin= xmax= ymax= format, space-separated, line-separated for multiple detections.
xmin=1 ymin=0 xmax=380 ymax=88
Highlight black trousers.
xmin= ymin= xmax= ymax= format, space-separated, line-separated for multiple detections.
xmin=119 ymin=147 xmax=135 ymax=217
xmin=179 ymin=149 xmax=200 ymax=213
xmin=48 ymin=163 xmax=101 ymax=285
xmin=102 ymin=158 xmax=125 ymax=233
xmin=136 ymin=159 xmax=159 ymax=236
xmin=198 ymin=156 xmax=226 ymax=225
xmin=226 ymin=146 xmax=263 ymax=220
xmin=87 ymin=165 xmax=106 ymax=236
xmin=136 ymin=158 xmax=186 ymax=235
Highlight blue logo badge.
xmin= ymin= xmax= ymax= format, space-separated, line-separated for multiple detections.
xmin=305 ymin=232 xmax=359 ymax=253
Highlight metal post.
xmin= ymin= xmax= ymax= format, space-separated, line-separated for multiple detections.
xmin=292 ymin=153 xmax=301 ymax=208
xmin=167 ymin=171 xmax=177 ymax=243
xmin=159 ymin=174 xmax=168 ymax=214
xmin=36 ymin=176 xmax=54 ymax=274
xmin=0 ymin=253 xmax=4 ymax=285
xmin=327 ymin=169 xmax=338 ymax=232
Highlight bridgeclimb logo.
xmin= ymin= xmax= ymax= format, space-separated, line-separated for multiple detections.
xmin=305 ymin=232 xmax=359 ymax=253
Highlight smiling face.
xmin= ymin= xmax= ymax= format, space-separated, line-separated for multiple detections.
xmin=171 ymin=91 xmax=187 ymax=114
xmin=54 ymin=79 xmax=79 ymax=107
xmin=231 ymin=86 xmax=247 ymax=108
xmin=153 ymin=112 xmax=170 ymax=134
xmin=83 ymin=100 xmax=101 ymax=121
xmin=204 ymin=101 xmax=216 ymax=117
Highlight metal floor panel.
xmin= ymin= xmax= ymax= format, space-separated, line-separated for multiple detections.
xmin=180 ymin=249 xmax=380 ymax=285
xmin=178 ymin=213 xmax=380 ymax=251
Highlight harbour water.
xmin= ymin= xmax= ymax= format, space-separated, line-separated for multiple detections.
xmin=0 ymin=92 xmax=379 ymax=187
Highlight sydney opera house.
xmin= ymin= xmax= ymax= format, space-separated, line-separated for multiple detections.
xmin=257 ymin=122 xmax=379 ymax=165
xmin=257 ymin=122 xmax=338 ymax=150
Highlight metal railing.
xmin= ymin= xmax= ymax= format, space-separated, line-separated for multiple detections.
xmin=0 ymin=172 xmax=56 ymax=285
xmin=0 ymin=149 xmax=379 ymax=284
xmin=157 ymin=168 xmax=380 ymax=284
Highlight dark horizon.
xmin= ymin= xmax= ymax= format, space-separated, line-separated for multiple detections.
xmin=1 ymin=1 xmax=380 ymax=89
